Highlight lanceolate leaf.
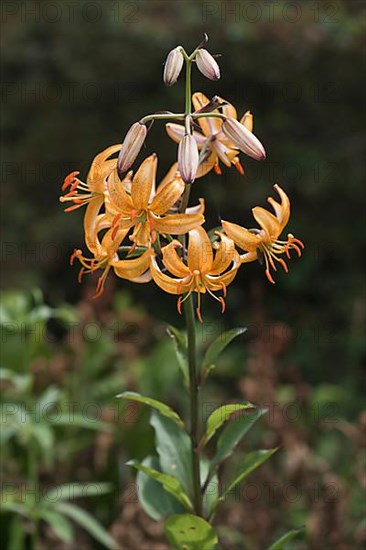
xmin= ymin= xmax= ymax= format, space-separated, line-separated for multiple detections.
xmin=209 ymin=407 xmax=267 ymax=477
xmin=220 ymin=448 xmax=278 ymax=499
xmin=136 ymin=455 xmax=185 ymax=521
xmin=54 ymin=502 xmax=116 ymax=550
xmin=150 ymin=411 xmax=193 ymax=497
xmin=44 ymin=483 xmax=112 ymax=502
xmin=127 ymin=460 xmax=193 ymax=512
xmin=116 ymin=391 xmax=185 ymax=429
xmin=202 ymin=328 xmax=247 ymax=379
xmin=165 ymin=514 xmax=218 ymax=550
xmin=40 ymin=510 xmax=74 ymax=544
xmin=268 ymin=527 xmax=305 ymax=550
xmin=200 ymin=403 xmax=254 ymax=449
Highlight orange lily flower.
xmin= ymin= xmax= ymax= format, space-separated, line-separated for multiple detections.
xmin=60 ymin=144 xmax=120 ymax=212
xmin=150 ymin=227 xmax=240 ymax=321
xmin=71 ymin=223 xmax=153 ymax=298
xmin=105 ymin=154 xmax=204 ymax=247
xmin=166 ymin=92 xmax=253 ymax=176
xmin=222 ymin=185 xmax=304 ymax=284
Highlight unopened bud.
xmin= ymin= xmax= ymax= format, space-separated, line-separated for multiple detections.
xmin=178 ymin=134 xmax=199 ymax=184
xmin=163 ymin=47 xmax=184 ymax=86
xmin=222 ymin=118 xmax=266 ymax=161
xmin=117 ymin=122 xmax=147 ymax=173
xmin=195 ymin=49 xmax=220 ymax=80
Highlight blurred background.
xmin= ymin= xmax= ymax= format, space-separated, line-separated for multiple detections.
xmin=1 ymin=1 xmax=365 ymax=548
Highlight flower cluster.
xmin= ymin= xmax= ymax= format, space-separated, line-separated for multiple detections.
xmin=60 ymin=38 xmax=303 ymax=320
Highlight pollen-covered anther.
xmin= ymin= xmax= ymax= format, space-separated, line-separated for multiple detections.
xmin=233 ymin=158 xmax=244 ymax=175
xmin=70 ymin=249 xmax=82 ymax=265
xmin=214 ymin=163 xmax=222 ymax=175
xmin=62 ymin=171 xmax=80 ymax=191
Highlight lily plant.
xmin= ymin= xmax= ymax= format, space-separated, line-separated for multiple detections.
xmin=60 ymin=35 xmax=304 ymax=549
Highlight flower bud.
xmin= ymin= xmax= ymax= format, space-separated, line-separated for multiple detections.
xmin=117 ymin=122 xmax=147 ymax=173
xmin=195 ymin=49 xmax=220 ymax=80
xmin=222 ymin=118 xmax=266 ymax=161
xmin=178 ymin=134 xmax=199 ymax=184
xmin=163 ymin=47 xmax=184 ymax=86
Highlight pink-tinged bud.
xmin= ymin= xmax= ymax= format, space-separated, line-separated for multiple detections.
xmin=117 ymin=122 xmax=147 ymax=173
xmin=195 ymin=49 xmax=220 ymax=80
xmin=178 ymin=134 xmax=199 ymax=184
xmin=222 ymin=118 xmax=266 ymax=161
xmin=163 ymin=47 xmax=184 ymax=86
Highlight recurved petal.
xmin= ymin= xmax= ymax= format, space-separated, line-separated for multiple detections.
xmin=252 ymin=206 xmax=281 ymax=241
xmin=112 ymin=249 xmax=152 ymax=279
xmin=192 ymin=92 xmax=221 ymax=135
xmin=84 ymin=196 xmax=106 ymax=255
xmin=210 ymin=233 xmax=236 ymax=275
xmin=158 ymin=162 xmax=179 ymax=190
xmin=150 ymin=256 xmax=191 ymax=295
xmin=186 ymin=198 xmax=205 ymax=215
xmin=105 ymin=168 xmax=134 ymax=218
xmin=196 ymin=149 xmax=217 ymax=178
xmin=87 ymin=144 xmax=120 ymax=193
xmin=221 ymin=220 xmax=261 ymax=252
xmin=187 ymin=226 xmax=213 ymax=274
xmin=153 ymin=212 xmax=204 ymax=235
xmin=129 ymin=271 xmax=152 ymax=283
xmin=166 ymin=123 xmax=207 ymax=148
xmin=267 ymin=184 xmax=290 ymax=232
xmin=161 ymin=241 xmax=191 ymax=277
xmin=149 ymin=176 xmax=184 ymax=215
xmin=239 ymin=250 xmax=258 ymax=264
xmin=213 ymin=140 xmax=237 ymax=167
xmin=216 ymin=96 xmax=238 ymax=121
xmin=205 ymin=261 xmax=239 ymax=290
xmin=240 ymin=111 xmax=253 ymax=132
xmin=131 ymin=154 xmax=157 ymax=210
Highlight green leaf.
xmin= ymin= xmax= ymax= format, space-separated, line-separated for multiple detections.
xmin=200 ymin=458 xmax=219 ymax=518
xmin=165 ymin=514 xmax=218 ymax=550
xmin=150 ymin=411 xmax=193 ymax=497
xmin=54 ymin=502 xmax=116 ymax=549
xmin=32 ymin=423 xmax=54 ymax=454
xmin=127 ymin=459 xmax=193 ymax=512
xmin=116 ymin=391 xmax=185 ymax=429
xmin=200 ymin=403 xmax=254 ymax=448
xmin=202 ymin=328 xmax=247 ymax=379
xmin=136 ymin=455 xmax=185 ymax=520
xmin=44 ymin=483 xmax=112 ymax=502
xmin=221 ymin=448 xmax=278 ymax=499
xmin=209 ymin=407 xmax=266 ymax=477
xmin=167 ymin=325 xmax=188 ymax=385
xmin=48 ymin=414 xmax=109 ymax=431
xmin=268 ymin=527 xmax=305 ymax=550
xmin=8 ymin=515 xmax=26 ymax=550
xmin=37 ymin=385 xmax=61 ymax=411
xmin=41 ymin=510 xmax=74 ymax=544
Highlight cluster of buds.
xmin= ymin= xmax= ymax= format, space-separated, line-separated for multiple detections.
xmin=60 ymin=36 xmax=303 ymax=321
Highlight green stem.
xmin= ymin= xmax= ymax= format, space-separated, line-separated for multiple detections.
xmin=185 ymin=59 xmax=192 ymax=115
xmin=184 ymin=295 xmax=202 ymax=516
xmin=139 ymin=112 xmax=185 ymax=125
xmin=177 ymin=52 xmax=203 ymax=516
xmin=28 ymin=442 xmax=39 ymax=549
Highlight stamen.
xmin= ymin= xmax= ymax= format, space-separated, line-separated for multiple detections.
xmin=62 ymin=171 xmax=80 ymax=191
xmin=265 ymin=269 xmax=275 ymax=284
xmin=219 ymin=297 xmax=226 ymax=313
xmin=78 ymin=267 xmax=85 ymax=283
xmin=214 ymin=163 xmax=222 ymax=175
xmin=177 ymin=296 xmax=183 ymax=315
xmin=233 ymin=158 xmax=244 ymax=175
